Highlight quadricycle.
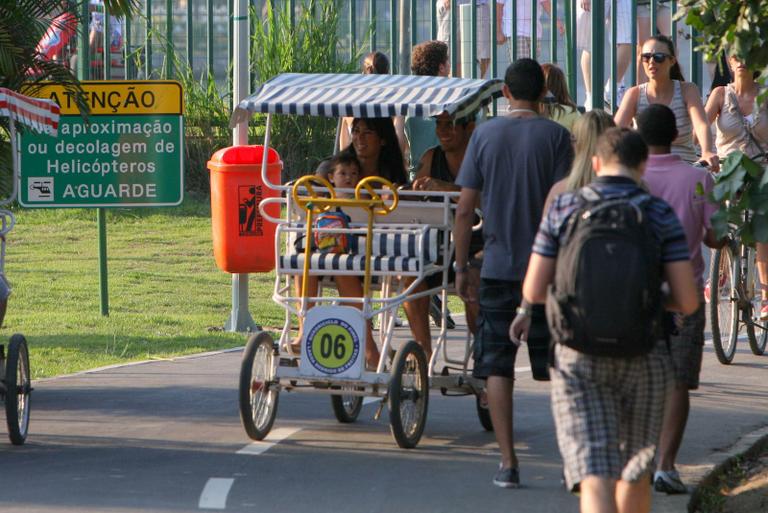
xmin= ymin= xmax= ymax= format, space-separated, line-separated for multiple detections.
xmin=229 ymin=73 xmax=502 ymax=448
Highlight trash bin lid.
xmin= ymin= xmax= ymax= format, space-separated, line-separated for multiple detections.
xmin=209 ymin=145 xmax=281 ymax=165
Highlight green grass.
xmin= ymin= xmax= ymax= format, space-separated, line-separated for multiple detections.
xmin=5 ymin=198 xmax=285 ymax=378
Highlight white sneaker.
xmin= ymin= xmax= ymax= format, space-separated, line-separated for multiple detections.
xmin=653 ymin=469 xmax=687 ymax=494
xmin=584 ymin=95 xmax=592 ymax=111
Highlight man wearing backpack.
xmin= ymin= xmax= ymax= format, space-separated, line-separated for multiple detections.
xmin=510 ymin=128 xmax=698 ymax=513
xmin=637 ymin=104 xmax=727 ymax=494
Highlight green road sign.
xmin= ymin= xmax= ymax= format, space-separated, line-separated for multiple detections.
xmin=18 ymin=81 xmax=184 ymax=208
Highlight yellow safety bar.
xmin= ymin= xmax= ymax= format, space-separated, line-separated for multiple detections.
xmin=291 ymin=175 xmax=399 ymax=298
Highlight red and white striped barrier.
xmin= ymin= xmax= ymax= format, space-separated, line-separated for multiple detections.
xmin=0 ymin=87 xmax=60 ymax=136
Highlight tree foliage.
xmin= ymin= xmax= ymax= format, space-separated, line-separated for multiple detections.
xmin=703 ymin=152 xmax=768 ymax=244
xmin=680 ymin=1 xmax=768 ymax=242
xmin=678 ymin=0 xmax=768 ymax=70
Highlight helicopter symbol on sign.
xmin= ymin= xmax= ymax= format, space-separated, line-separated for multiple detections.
xmin=28 ymin=178 xmax=53 ymax=201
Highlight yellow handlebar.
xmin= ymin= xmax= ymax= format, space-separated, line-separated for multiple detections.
xmin=291 ymin=175 xmax=336 ymax=214
xmin=355 ymin=176 xmax=398 ymax=215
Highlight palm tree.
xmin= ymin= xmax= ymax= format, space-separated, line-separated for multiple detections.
xmin=0 ymin=0 xmax=136 ymax=193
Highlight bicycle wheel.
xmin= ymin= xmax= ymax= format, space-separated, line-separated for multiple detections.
xmin=748 ymin=250 xmax=768 ymax=355
xmin=388 ymin=340 xmax=429 ymax=449
xmin=238 ymin=332 xmax=280 ymax=440
xmin=5 ymin=334 xmax=31 ymax=445
xmin=330 ymin=387 xmax=363 ymax=423
xmin=710 ymin=246 xmax=739 ymax=364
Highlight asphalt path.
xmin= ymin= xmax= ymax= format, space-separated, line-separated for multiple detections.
xmin=3 ymin=320 xmax=768 ymax=513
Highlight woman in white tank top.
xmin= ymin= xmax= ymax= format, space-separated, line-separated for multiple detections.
xmin=615 ymin=35 xmax=719 ymax=172
xmin=706 ymin=54 xmax=768 ymax=319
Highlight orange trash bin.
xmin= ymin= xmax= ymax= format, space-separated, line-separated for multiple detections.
xmin=207 ymin=145 xmax=282 ymax=273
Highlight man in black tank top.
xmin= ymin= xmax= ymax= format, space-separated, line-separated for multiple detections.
xmin=412 ymin=112 xmax=475 ymax=194
xmin=401 ymin=112 xmax=481 ymax=357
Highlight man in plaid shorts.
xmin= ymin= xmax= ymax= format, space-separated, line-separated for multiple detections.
xmin=511 ymin=128 xmax=699 ymax=512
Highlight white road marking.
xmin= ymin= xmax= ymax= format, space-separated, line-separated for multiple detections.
xmin=236 ymin=426 xmax=301 ymax=455
xmin=363 ymin=397 xmax=379 ymax=406
xmin=199 ymin=478 xmax=234 ymax=510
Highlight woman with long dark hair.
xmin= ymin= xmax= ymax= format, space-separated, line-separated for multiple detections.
xmin=346 ymin=117 xmax=408 ymax=186
xmin=615 ymin=35 xmax=718 ymax=172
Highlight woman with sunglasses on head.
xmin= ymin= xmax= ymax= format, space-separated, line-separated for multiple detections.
xmin=615 ymin=35 xmax=719 ymax=172
xmin=705 ymin=53 xmax=768 ymax=319
xmin=338 ymin=52 xmax=408 ymax=159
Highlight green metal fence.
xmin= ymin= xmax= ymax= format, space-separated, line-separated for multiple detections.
xmin=70 ymin=0 xmax=707 ymax=113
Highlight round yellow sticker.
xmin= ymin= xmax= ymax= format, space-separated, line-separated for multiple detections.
xmin=306 ymin=318 xmax=360 ymax=374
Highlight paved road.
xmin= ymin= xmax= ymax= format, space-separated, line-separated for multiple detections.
xmin=3 ymin=322 xmax=768 ymax=513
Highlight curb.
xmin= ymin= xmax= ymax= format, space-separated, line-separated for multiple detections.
xmin=684 ymin=425 xmax=768 ymax=512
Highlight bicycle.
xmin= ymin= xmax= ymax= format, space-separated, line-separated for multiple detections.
xmin=708 ymin=213 xmax=768 ymax=364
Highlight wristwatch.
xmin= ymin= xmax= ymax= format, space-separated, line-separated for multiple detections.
xmin=452 ymin=261 xmax=468 ymax=273
xmin=515 ymin=305 xmax=532 ymax=317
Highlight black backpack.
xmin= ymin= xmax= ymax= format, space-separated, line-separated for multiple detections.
xmin=545 ymin=186 xmax=663 ymax=357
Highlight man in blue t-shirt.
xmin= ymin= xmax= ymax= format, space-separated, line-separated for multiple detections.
xmin=453 ymin=58 xmax=573 ymax=488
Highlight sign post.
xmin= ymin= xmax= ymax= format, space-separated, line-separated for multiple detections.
xmin=20 ymin=81 xmax=184 ymax=315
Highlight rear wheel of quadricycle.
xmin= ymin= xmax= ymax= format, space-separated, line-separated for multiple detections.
xmin=388 ymin=340 xmax=428 ymax=449
xmin=5 ymin=334 xmax=31 ymax=445
xmin=331 ymin=387 xmax=363 ymax=423
xmin=239 ymin=332 xmax=280 ymax=440
xmin=710 ymin=246 xmax=740 ymax=364
xmin=475 ymin=392 xmax=493 ymax=432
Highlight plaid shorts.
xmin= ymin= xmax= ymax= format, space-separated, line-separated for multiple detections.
xmin=551 ymin=340 xmax=673 ymax=491
xmin=512 ymin=36 xmax=532 ymax=60
xmin=668 ymin=302 xmax=705 ymax=390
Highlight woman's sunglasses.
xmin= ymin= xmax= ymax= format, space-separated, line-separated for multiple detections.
xmin=641 ymin=52 xmax=672 ymax=64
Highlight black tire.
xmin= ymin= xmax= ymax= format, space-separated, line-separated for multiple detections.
xmin=475 ymin=393 xmax=493 ymax=432
xmin=388 ymin=340 xmax=428 ymax=449
xmin=331 ymin=388 xmax=363 ymax=423
xmin=747 ymin=255 xmax=768 ymax=356
xmin=5 ymin=334 xmax=31 ymax=445
xmin=710 ymin=247 xmax=739 ymax=364
xmin=238 ymin=332 xmax=279 ymax=440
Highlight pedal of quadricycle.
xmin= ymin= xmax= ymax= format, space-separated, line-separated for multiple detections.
xmin=279 ymin=356 xmax=299 ymax=368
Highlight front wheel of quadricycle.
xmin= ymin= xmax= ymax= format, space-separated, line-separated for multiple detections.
xmin=5 ymin=334 xmax=31 ymax=445
xmin=331 ymin=388 xmax=363 ymax=423
xmin=710 ymin=246 xmax=740 ymax=364
xmin=388 ymin=340 xmax=429 ymax=449
xmin=475 ymin=392 xmax=493 ymax=431
xmin=239 ymin=332 xmax=280 ymax=440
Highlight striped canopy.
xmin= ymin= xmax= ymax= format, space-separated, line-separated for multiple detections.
xmin=230 ymin=73 xmax=503 ymax=126
xmin=0 ymin=87 xmax=60 ymax=136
